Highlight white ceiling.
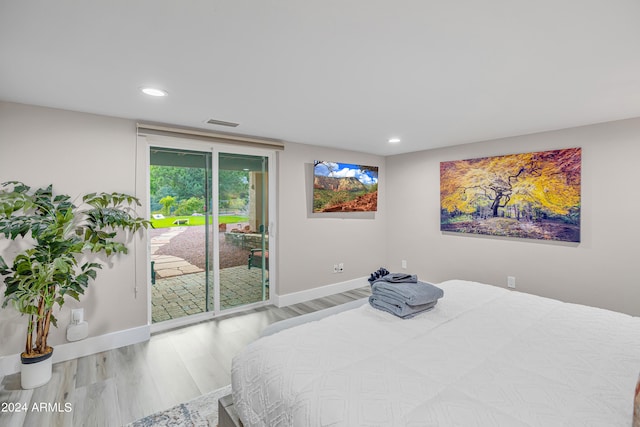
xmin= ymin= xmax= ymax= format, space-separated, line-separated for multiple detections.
xmin=2 ymin=1 xmax=640 ymax=155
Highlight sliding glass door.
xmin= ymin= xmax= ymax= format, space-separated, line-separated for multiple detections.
xmin=217 ymin=152 xmax=269 ymax=310
xmin=148 ymin=144 xmax=271 ymax=325
xmin=149 ymin=148 xmax=212 ymax=323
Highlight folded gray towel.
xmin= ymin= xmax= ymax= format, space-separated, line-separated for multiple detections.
xmin=371 ymin=280 xmax=444 ymax=307
xmin=369 ymin=295 xmax=438 ymax=318
xmin=371 ymin=273 xmax=418 ymax=284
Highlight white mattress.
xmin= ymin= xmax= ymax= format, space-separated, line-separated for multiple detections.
xmin=232 ymin=280 xmax=640 ymax=426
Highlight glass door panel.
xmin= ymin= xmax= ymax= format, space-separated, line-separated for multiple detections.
xmin=217 ymin=152 xmax=269 ymax=310
xmin=149 ymin=147 xmax=212 ymax=323
xmin=148 ymin=143 xmax=271 ymax=326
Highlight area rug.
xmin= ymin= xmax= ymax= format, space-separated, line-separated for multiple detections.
xmin=127 ymin=384 xmax=232 ymax=427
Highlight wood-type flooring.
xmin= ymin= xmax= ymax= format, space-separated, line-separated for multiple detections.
xmin=0 ymin=287 xmax=371 ymax=427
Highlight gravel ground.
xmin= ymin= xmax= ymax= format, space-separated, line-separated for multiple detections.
xmin=153 ymin=226 xmax=252 ymax=269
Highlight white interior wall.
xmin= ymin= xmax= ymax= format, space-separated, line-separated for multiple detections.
xmin=0 ymin=102 xmax=147 ymax=358
xmin=1 ymin=99 xmax=638 ymax=363
xmin=0 ymin=101 xmax=387 ymax=361
xmin=385 ymin=118 xmax=640 ymax=316
xmin=276 ymin=142 xmax=386 ymax=296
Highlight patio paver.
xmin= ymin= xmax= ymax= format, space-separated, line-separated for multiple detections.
xmin=151 ymin=266 xmax=269 ymax=323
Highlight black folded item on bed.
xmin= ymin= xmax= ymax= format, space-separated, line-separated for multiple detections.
xmin=368 ymin=267 xmax=390 ymax=284
xmin=369 ymin=272 xmax=444 ymax=319
xmin=371 ymin=272 xmax=418 ymax=284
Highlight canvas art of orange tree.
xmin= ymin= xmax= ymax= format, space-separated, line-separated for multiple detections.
xmin=440 ymin=147 xmax=581 ymax=242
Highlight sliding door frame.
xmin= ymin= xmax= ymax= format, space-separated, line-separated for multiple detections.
xmin=138 ymin=134 xmax=277 ymax=333
xmin=211 ymin=145 xmax=276 ymax=315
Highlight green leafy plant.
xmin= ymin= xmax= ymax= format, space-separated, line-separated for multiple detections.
xmin=0 ymin=181 xmax=149 ymax=359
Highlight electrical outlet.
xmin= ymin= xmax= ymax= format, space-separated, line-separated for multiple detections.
xmin=71 ymin=308 xmax=84 ymax=324
xmin=333 ymin=264 xmax=339 ymax=273
xmin=338 ymin=263 xmax=344 ymax=273
xmin=401 ymin=260 xmax=407 ymax=269
xmin=507 ymin=276 xmax=516 ymax=289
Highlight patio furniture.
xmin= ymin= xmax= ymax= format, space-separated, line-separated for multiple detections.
xmin=248 ymin=248 xmax=269 ymax=270
xmin=226 ymin=231 xmax=268 ymax=249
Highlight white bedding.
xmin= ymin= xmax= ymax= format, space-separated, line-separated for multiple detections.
xmin=232 ymin=280 xmax=640 ymax=426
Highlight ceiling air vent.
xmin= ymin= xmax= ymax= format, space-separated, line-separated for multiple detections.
xmin=206 ymin=118 xmax=239 ymax=127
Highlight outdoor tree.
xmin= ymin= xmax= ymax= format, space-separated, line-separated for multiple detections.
xmin=149 ymin=165 xmax=253 ymax=219
xmin=150 ymin=166 xmax=205 ymax=202
xmin=159 ymin=195 xmax=176 ymax=216
xmin=175 ymin=197 xmax=205 ymax=216
xmin=219 ymin=170 xmax=249 ymax=210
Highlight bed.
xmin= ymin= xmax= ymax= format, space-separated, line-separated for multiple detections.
xmin=230 ymin=280 xmax=640 ymax=426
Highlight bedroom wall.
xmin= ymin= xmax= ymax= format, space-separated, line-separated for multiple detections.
xmin=276 ymin=142 xmax=386 ymax=297
xmin=385 ymin=118 xmax=640 ymax=316
xmin=0 ymin=101 xmax=147 ymax=358
xmin=0 ymin=101 xmax=386 ymax=361
xmin=2 ymin=98 xmax=635 ymax=363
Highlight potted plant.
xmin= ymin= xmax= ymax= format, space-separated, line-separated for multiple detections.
xmin=0 ymin=181 xmax=149 ymax=389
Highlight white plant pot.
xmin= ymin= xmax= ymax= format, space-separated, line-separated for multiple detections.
xmin=21 ymin=349 xmax=53 ymax=389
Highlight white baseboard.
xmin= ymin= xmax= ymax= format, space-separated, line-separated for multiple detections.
xmin=0 ymin=325 xmax=150 ymax=377
xmin=0 ymin=279 xmax=369 ymax=376
xmin=274 ymin=276 xmax=369 ymax=307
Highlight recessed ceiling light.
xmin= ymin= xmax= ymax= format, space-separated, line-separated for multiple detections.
xmin=388 ymin=137 xmax=401 ymax=144
xmin=140 ymin=87 xmax=168 ymax=97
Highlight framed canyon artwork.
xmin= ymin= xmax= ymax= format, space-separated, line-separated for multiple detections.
xmin=313 ymin=161 xmax=378 ymax=213
xmin=440 ymin=147 xmax=581 ymax=242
